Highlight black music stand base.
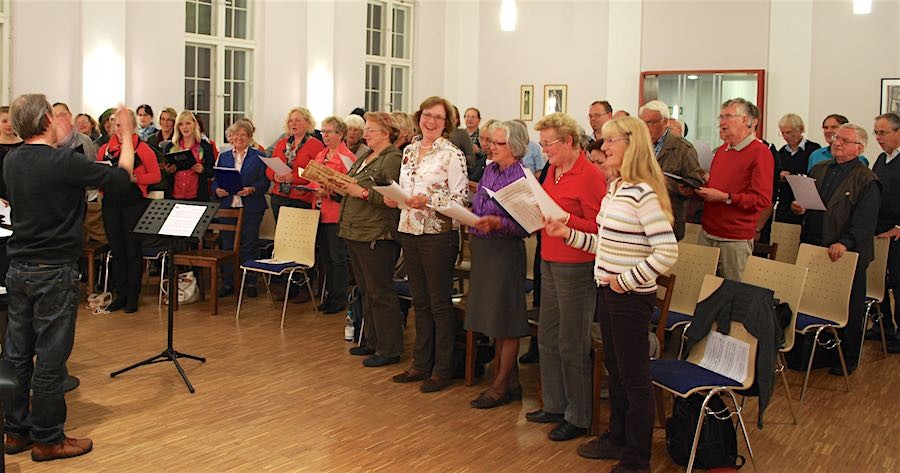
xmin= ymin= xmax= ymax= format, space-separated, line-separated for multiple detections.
xmin=110 ymin=348 xmax=205 ymax=393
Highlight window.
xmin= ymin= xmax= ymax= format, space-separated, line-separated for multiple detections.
xmin=0 ymin=0 xmax=10 ymax=105
xmin=365 ymin=0 xmax=413 ymax=112
xmin=184 ymin=0 xmax=255 ymax=142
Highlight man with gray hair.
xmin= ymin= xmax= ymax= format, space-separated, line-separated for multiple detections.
xmin=773 ymin=113 xmax=821 ymax=225
xmin=639 ymin=100 xmax=703 ymax=240
xmin=695 ymin=98 xmax=774 ymax=281
xmin=2 ymin=94 xmax=133 ymax=461
xmin=870 ymin=112 xmax=900 ymax=351
xmin=791 ymin=123 xmax=880 ymax=374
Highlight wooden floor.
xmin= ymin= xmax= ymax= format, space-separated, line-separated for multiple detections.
xmin=5 ymin=285 xmax=900 ymax=473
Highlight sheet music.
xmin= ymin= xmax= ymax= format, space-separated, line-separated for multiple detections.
xmin=433 ymin=201 xmax=480 ymax=227
xmin=158 ymin=204 xmax=207 ymax=237
xmin=0 ymin=228 xmax=11 ymax=238
xmin=698 ymin=331 xmax=750 ymax=383
xmin=695 ymin=141 xmax=714 ymax=171
xmin=485 ymin=180 xmax=544 ymax=233
xmin=0 ymin=202 xmax=10 ymax=225
xmin=785 ymin=174 xmax=826 ymax=211
xmin=372 ymin=181 xmax=413 ymax=210
xmin=260 ymin=157 xmax=293 ymax=175
xmin=523 ymin=168 xmax=568 ymax=220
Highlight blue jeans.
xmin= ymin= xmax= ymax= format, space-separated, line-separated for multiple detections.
xmin=4 ymin=261 xmax=80 ymax=444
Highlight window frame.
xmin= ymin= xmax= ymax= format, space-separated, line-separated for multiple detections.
xmin=365 ymin=0 xmax=414 ymax=113
xmin=0 ymin=0 xmax=11 ymax=105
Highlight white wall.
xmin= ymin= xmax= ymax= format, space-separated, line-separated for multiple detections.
xmin=125 ymin=0 xmax=183 ymax=118
xmin=11 ymin=0 xmax=81 ymax=106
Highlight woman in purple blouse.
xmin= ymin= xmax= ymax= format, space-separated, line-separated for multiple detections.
xmin=465 ymin=120 xmax=532 ymax=409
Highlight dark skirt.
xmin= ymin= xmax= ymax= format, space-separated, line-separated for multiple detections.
xmin=464 ymin=236 xmax=529 ymax=338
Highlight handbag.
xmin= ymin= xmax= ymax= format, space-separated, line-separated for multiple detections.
xmin=86 ymin=291 xmax=113 ymax=315
xmin=162 ymin=271 xmax=201 ymax=305
xmin=666 ymin=393 xmax=745 ymax=470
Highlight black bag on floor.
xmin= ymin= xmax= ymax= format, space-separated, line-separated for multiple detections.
xmin=784 ymin=330 xmax=832 ymax=371
xmin=665 ymin=393 xmax=745 ymax=470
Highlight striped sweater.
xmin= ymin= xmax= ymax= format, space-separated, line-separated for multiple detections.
xmin=565 ymin=179 xmax=678 ymax=294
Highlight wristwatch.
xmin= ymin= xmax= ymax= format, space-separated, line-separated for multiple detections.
xmin=361 ymin=189 xmax=370 ymax=200
xmin=725 ymin=193 xmax=733 ymax=205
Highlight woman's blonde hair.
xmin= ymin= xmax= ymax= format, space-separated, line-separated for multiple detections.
xmin=283 ymin=107 xmax=316 ymax=135
xmin=172 ymin=110 xmax=201 ymax=144
xmin=534 ymin=112 xmax=580 ymax=149
xmin=602 ymin=116 xmax=673 ymax=223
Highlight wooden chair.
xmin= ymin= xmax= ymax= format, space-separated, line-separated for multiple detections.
xmin=864 ymin=237 xmax=891 ymax=358
xmin=651 ymin=242 xmax=719 ymax=339
xmin=651 ymin=275 xmax=758 ymax=473
xmin=174 ymin=207 xmax=244 ymax=316
xmin=82 ymin=240 xmax=109 ymax=295
xmin=771 ymin=222 xmax=802 ymax=264
xmin=753 ymin=241 xmax=778 ymax=260
xmin=682 ymin=222 xmax=702 ymax=244
xmin=741 ymin=255 xmax=808 ymax=424
xmin=236 ymin=207 xmax=319 ymax=327
xmin=794 ymin=243 xmax=858 ymax=401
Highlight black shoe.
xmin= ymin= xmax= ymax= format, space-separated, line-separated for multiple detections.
xmin=218 ymin=286 xmax=234 ymax=298
xmin=577 ymin=434 xmax=624 ymax=460
xmin=888 ymin=338 xmax=900 ymax=354
xmin=865 ymin=325 xmax=897 ymax=341
xmin=124 ymin=302 xmax=138 ymax=314
xmin=828 ymin=364 xmax=857 ymax=376
xmin=363 ymin=355 xmax=400 ymax=367
xmin=316 ymin=300 xmax=332 ymax=311
xmin=519 ymin=350 xmax=539 ymax=364
xmin=548 ymin=420 xmax=588 ymax=441
xmin=525 ymin=409 xmax=565 ymax=424
xmin=349 ymin=346 xmax=375 ymax=356
xmin=107 ymin=297 xmax=126 ymax=312
xmin=323 ymin=303 xmax=347 ymax=315
xmin=246 ymin=286 xmax=258 ymax=298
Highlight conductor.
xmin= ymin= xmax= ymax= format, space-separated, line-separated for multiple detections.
xmin=2 ymin=95 xmax=133 ymax=462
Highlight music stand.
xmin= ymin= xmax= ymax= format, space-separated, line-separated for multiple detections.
xmin=110 ymin=199 xmax=219 ymax=393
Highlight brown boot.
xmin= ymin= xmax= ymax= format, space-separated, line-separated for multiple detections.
xmin=31 ymin=436 xmax=93 ymax=462
xmin=5 ymin=434 xmax=32 ymax=454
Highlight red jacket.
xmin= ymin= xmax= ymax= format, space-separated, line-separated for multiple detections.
xmin=97 ymin=134 xmax=161 ymax=198
xmin=265 ymin=134 xmax=325 ymax=205
xmin=701 ymin=139 xmax=774 ymax=240
xmin=540 ymin=152 xmax=606 ymax=263
xmin=307 ymin=142 xmax=357 ymax=224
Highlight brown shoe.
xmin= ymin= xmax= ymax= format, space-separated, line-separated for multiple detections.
xmin=391 ymin=369 xmax=429 ymax=383
xmin=577 ymin=434 xmax=623 ymax=460
xmin=5 ymin=434 xmax=32 ymax=454
xmin=420 ymin=376 xmax=453 ymax=393
xmin=31 ymin=436 xmax=93 ymax=462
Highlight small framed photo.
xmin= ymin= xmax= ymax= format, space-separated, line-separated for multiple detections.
xmin=881 ymin=78 xmax=900 ymax=114
xmin=520 ymin=85 xmax=534 ymax=121
xmin=544 ymin=84 xmax=568 ymax=115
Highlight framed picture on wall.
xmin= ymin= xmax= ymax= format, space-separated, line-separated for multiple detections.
xmin=881 ymin=78 xmax=900 ymax=114
xmin=544 ymin=84 xmax=567 ymax=116
xmin=520 ymin=85 xmax=534 ymax=121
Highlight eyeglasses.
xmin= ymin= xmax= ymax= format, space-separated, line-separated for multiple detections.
xmin=420 ymin=112 xmax=446 ymax=122
xmin=539 ymin=138 xmax=561 ymax=148
xmin=717 ymin=114 xmax=746 ymax=121
xmin=364 ymin=127 xmax=385 ymax=134
xmin=874 ymin=129 xmax=898 ymax=137
xmin=833 ymin=136 xmax=862 ymax=146
xmin=490 ymin=141 xmax=507 ymax=147
xmin=605 ymin=136 xmax=630 ymax=145
xmin=321 ymin=129 xmax=340 ymax=135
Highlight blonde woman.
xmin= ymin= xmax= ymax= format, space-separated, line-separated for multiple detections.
xmin=391 ymin=111 xmax=416 ymax=152
xmin=546 ymin=116 xmax=678 ymax=473
xmin=266 ymin=107 xmax=325 ymax=221
xmin=161 ymin=111 xmax=215 ymax=201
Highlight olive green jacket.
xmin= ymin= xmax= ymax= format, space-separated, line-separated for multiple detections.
xmin=338 ymin=145 xmax=402 ymax=242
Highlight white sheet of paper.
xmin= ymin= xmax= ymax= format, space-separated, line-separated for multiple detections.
xmin=434 ymin=201 xmax=480 ymax=227
xmin=485 ymin=181 xmax=544 ymax=234
xmin=523 ymin=168 xmax=568 ymax=220
xmin=785 ymin=174 xmax=826 ymax=211
xmin=0 ymin=227 xmax=11 ymax=238
xmin=372 ymin=181 xmax=412 ymax=210
xmin=158 ymin=204 xmax=207 ymax=237
xmin=695 ymin=141 xmax=714 ymax=171
xmin=698 ymin=331 xmax=750 ymax=383
xmin=0 ymin=203 xmax=10 ymax=225
xmin=260 ymin=157 xmax=293 ymax=175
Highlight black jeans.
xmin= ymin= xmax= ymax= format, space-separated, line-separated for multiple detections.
xmin=220 ymin=209 xmax=264 ymax=288
xmin=880 ymin=239 xmax=900 ymax=334
xmin=270 ymin=195 xmax=310 ymax=223
xmin=5 ymin=261 xmax=80 ymax=444
xmin=103 ymin=200 xmax=148 ymax=303
xmin=400 ymin=232 xmax=459 ymax=378
xmin=347 ymin=239 xmax=403 ymax=357
xmin=837 ymin=267 xmax=867 ymax=369
xmin=318 ymin=223 xmax=348 ymax=304
xmin=598 ymin=286 xmax=655 ymax=471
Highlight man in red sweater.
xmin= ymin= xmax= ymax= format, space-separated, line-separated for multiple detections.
xmin=695 ymin=98 xmax=774 ymax=281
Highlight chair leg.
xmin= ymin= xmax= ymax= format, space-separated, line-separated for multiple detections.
xmin=799 ymin=327 xmax=823 ymax=402
xmin=210 ymin=266 xmax=219 ymax=316
xmin=157 ymin=254 xmax=166 ymax=309
xmin=263 ymin=274 xmax=275 ymax=308
xmin=236 ymin=269 xmax=247 ymax=320
xmin=654 ymin=386 xmax=667 ymax=429
xmin=281 ymin=270 xmax=295 ymax=328
xmin=305 ymin=272 xmax=317 ymax=310
xmin=87 ymin=251 xmax=96 ymax=295
xmin=685 ymin=392 xmax=711 ymax=473
xmin=829 ymin=327 xmax=851 ymax=393
xmin=721 ymin=389 xmax=757 ymax=472
xmin=877 ymin=306 xmax=889 ymax=357
xmin=777 ymin=352 xmax=799 ymax=425
xmin=465 ymin=330 xmax=475 ymax=387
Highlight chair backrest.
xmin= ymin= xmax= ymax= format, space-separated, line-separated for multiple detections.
xmin=682 ymin=222 xmax=701 ymax=244
xmin=663 ymin=242 xmax=720 ymax=315
xmin=524 ymin=234 xmax=538 ymax=281
xmin=866 ymin=237 xmax=890 ymax=302
xmin=685 ymin=275 xmax=758 ymax=389
xmin=272 ymin=207 xmax=320 ymax=267
xmin=771 ymin=222 xmax=802 ymax=264
xmin=753 ymin=241 xmax=778 ymax=260
xmin=203 ymin=208 xmax=244 ymax=252
xmin=795 ymin=243 xmax=858 ymax=327
xmin=653 ymin=273 xmax=676 ymax=346
xmin=741 ymin=255 xmax=808 ymax=352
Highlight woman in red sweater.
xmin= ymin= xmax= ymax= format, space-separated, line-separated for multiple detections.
xmin=97 ymin=108 xmax=161 ymax=312
xmin=266 ymin=107 xmax=325 ymax=221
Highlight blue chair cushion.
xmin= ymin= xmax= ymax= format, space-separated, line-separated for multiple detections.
xmin=796 ymin=312 xmax=838 ymax=331
xmin=241 ymin=260 xmax=304 ymax=274
xmin=650 ymin=307 xmax=692 ymax=329
xmin=651 ymin=359 xmax=742 ymax=396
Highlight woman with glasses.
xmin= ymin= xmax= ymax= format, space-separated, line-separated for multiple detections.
xmin=469 ymin=119 xmax=499 ymax=182
xmin=385 ymin=96 xmax=469 ymax=393
xmin=266 ymin=107 xmax=326 ymax=222
xmin=161 ymin=110 xmax=215 ymax=201
xmin=147 ymin=107 xmax=177 ymax=150
xmin=75 ymin=113 xmax=101 ymax=141
xmin=547 ymin=117 xmax=677 ymax=473
xmin=464 ymin=120 xmax=531 ymax=409
xmin=338 ymin=113 xmax=404 ymax=367
xmin=525 ymin=112 xmax=605 ymax=442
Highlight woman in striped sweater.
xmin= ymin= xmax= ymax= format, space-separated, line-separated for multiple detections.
xmin=546 ymin=116 xmax=678 ymax=473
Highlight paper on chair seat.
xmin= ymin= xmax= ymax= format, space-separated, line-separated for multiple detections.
xmin=698 ymin=331 xmax=750 ymax=383
xmin=257 ymin=258 xmax=293 ymax=264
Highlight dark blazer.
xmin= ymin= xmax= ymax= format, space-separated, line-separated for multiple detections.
xmin=212 ymin=147 xmax=270 ymax=212
xmin=657 ymin=132 xmax=703 ymax=240
xmin=162 ymin=139 xmax=216 ymax=201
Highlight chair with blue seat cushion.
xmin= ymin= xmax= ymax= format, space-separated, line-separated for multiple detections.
xmin=863 ymin=237 xmax=890 ymax=357
xmin=793 ymin=243 xmax=858 ymax=401
xmin=652 ymin=275 xmax=758 ymax=473
xmin=235 ymin=207 xmax=319 ymax=328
